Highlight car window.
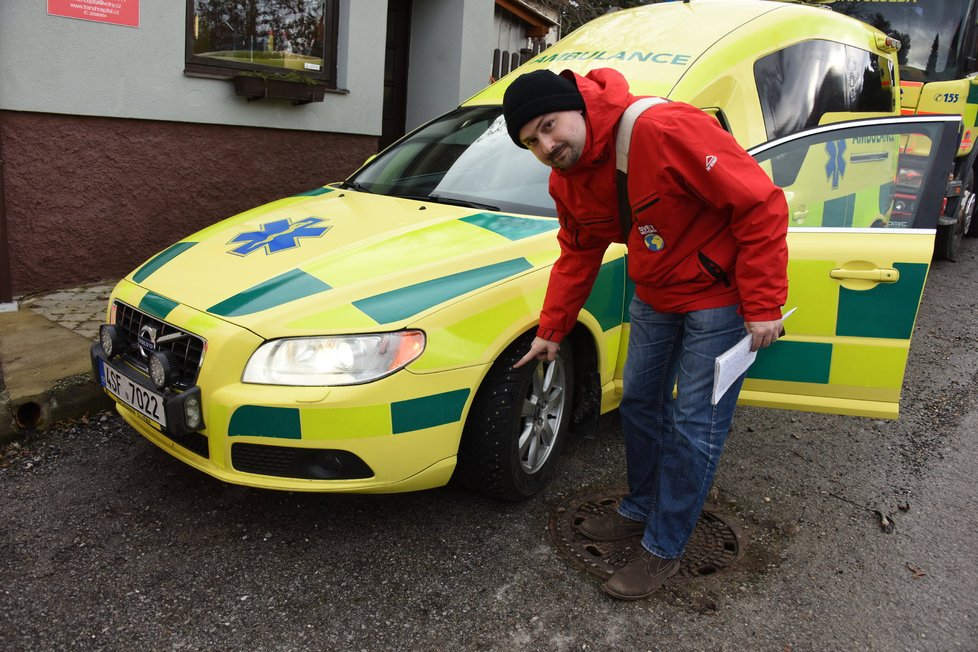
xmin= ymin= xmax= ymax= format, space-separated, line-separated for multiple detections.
xmin=754 ymin=120 xmax=947 ymax=229
xmin=820 ymin=0 xmax=974 ymax=82
xmin=349 ymin=107 xmax=556 ymax=216
xmin=754 ymin=40 xmax=895 ymax=141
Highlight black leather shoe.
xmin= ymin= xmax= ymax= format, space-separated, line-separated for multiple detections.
xmin=577 ymin=512 xmax=645 ymax=541
xmin=603 ymin=551 xmax=680 ymax=600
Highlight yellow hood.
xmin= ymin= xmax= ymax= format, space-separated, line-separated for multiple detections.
xmin=126 ymin=188 xmax=559 ymax=338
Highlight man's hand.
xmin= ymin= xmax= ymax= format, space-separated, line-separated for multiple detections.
xmin=745 ymin=319 xmax=784 ymax=352
xmin=513 ymin=336 xmax=560 ymax=368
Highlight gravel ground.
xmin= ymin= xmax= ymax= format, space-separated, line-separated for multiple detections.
xmin=2 ymin=240 xmax=977 ymax=652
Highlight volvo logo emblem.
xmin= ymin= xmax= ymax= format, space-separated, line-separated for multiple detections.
xmin=138 ymin=325 xmax=158 ymax=358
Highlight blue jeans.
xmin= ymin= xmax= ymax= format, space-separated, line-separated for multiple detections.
xmin=617 ymin=297 xmax=748 ymax=559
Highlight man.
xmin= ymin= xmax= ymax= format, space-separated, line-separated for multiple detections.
xmin=504 ymin=69 xmax=788 ymax=600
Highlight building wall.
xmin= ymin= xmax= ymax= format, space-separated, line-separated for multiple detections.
xmin=0 ymin=1 xmax=387 ymax=296
xmin=494 ymin=3 xmax=559 ymax=54
xmin=492 ymin=7 xmax=530 ymax=79
xmin=0 ymin=111 xmax=375 ymax=294
xmin=406 ymin=0 xmax=494 ymax=130
xmin=0 ymin=1 xmax=387 ymax=136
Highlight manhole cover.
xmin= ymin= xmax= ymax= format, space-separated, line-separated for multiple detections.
xmin=548 ymin=489 xmax=744 ymax=582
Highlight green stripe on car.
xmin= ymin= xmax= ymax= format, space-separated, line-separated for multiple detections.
xmin=208 ymin=269 xmax=332 ymax=317
xmin=623 ymin=257 xmax=636 ymax=323
xmin=747 ymin=341 xmax=832 ymax=383
xmin=292 ymin=187 xmax=334 ymax=197
xmin=822 ymin=194 xmax=856 ymax=228
xmin=968 ymin=82 xmax=978 ymax=105
xmin=583 ymin=258 xmax=627 ymax=331
xmin=878 ymin=183 xmax=894 ymax=214
xmin=353 ymin=258 xmax=534 ymax=324
xmin=138 ymin=291 xmax=179 ymax=320
xmin=460 ymin=212 xmax=559 ymax=240
xmin=391 ymin=389 xmax=471 ymax=434
xmin=229 ymin=406 xmax=302 ymax=439
xmin=836 ymin=262 xmax=927 ymax=339
xmin=132 ymin=242 xmax=197 ymax=283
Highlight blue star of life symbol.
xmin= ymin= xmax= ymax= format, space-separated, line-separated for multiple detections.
xmin=825 ymin=139 xmax=847 ymax=190
xmin=228 ymin=216 xmax=330 ymax=256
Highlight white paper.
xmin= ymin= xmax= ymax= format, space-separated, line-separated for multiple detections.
xmin=712 ymin=308 xmax=796 ymax=405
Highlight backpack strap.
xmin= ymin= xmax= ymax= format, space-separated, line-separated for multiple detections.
xmin=616 ymin=97 xmax=670 ymax=240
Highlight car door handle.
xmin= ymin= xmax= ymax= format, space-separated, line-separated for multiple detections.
xmin=829 ymin=267 xmax=900 ymax=283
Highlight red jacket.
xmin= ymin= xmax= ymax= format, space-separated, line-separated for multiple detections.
xmin=536 ymin=69 xmax=789 ymax=343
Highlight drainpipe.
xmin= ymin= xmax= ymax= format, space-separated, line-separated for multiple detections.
xmin=0 ymin=120 xmax=14 ymax=309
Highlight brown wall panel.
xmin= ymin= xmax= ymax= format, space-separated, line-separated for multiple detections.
xmin=0 ymin=111 xmax=377 ymax=296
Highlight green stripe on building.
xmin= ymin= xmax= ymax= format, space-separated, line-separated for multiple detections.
xmin=460 ymin=212 xmax=559 ymax=240
xmin=747 ymin=341 xmax=832 ymax=383
xmin=229 ymin=405 xmax=302 ymax=439
xmin=137 ymin=292 xmax=179 ymax=320
xmin=292 ymin=186 xmax=334 ymax=197
xmin=391 ymin=389 xmax=471 ymax=434
xmin=353 ymin=258 xmax=533 ymax=324
xmin=583 ymin=258 xmax=627 ymax=331
xmin=133 ymin=242 xmax=197 ymax=283
xmin=208 ymin=269 xmax=332 ymax=317
xmin=835 ymin=262 xmax=927 ymax=339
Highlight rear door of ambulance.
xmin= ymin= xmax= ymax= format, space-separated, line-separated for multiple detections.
xmin=741 ymin=115 xmax=961 ymax=418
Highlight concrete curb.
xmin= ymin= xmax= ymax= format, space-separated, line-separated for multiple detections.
xmin=0 ymin=309 xmax=113 ymax=444
xmin=0 ymin=391 xmax=12 ymax=444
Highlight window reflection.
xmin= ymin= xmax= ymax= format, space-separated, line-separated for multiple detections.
xmin=192 ymin=0 xmax=327 ymax=74
xmin=821 ymin=0 xmax=969 ymax=82
xmin=755 ymin=40 xmax=894 ymax=141
xmin=755 ymin=125 xmax=941 ymax=230
xmin=350 ymin=108 xmax=556 ymax=216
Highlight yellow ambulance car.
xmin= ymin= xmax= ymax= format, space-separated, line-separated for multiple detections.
xmin=781 ymin=0 xmax=978 ymax=260
xmin=91 ymin=0 xmax=959 ymax=500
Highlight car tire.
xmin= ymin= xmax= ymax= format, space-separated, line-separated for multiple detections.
xmin=962 ymin=170 xmax=978 ymax=238
xmin=936 ymin=170 xmax=974 ymax=260
xmin=455 ymin=332 xmax=575 ymax=502
xmin=935 ymin=215 xmax=964 ymax=263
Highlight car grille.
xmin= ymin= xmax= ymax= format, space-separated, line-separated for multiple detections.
xmin=114 ymin=301 xmax=205 ymax=389
xmin=166 ymin=431 xmax=210 ymax=459
xmin=231 ymin=443 xmax=373 ymax=480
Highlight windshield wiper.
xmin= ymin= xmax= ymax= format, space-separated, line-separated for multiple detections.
xmin=426 ymin=194 xmax=500 ymax=211
xmin=337 ymin=180 xmax=372 ymax=193
xmin=385 ymin=192 xmax=500 ymax=211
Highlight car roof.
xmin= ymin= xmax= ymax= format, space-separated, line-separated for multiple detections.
xmin=466 ymin=0 xmax=883 ymax=105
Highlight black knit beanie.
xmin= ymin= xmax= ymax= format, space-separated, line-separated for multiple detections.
xmin=502 ymin=70 xmax=585 ymax=148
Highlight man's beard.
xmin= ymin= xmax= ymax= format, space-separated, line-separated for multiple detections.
xmin=549 ymin=143 xmax=577 ymax=169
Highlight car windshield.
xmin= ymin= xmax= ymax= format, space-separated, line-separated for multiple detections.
xmin=822 ymin=0 xmax=975 ymax=82
xmin=345 ymin=106 xmax=557 ymax=216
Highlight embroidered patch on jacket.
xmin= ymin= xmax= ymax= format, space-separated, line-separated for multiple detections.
xmin=705 ymin=155 xmax=718 ymax=171
xmin=639 ymin=225 xmax=665 ymax=252
xmin=644 ymin=234 xmax=666 ymax=251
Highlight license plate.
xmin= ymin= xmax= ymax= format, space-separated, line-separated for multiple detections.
xmin=98 ymin=359 xmax=167 ymax=427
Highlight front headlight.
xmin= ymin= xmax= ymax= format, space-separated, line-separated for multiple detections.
xmin=242 ymin=330 xmax=426 ymax=386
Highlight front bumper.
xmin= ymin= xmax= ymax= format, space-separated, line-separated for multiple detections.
xmin=95 ymin=333 xmax=487 ymax=492
xmin=94 ymin=280 xmax=489 ymax=493
xmin=91 ymin=342 xmax=204 ymax=439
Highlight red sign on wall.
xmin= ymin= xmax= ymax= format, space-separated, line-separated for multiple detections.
xmin=48 ymin=0 xmax=139 ymax=28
